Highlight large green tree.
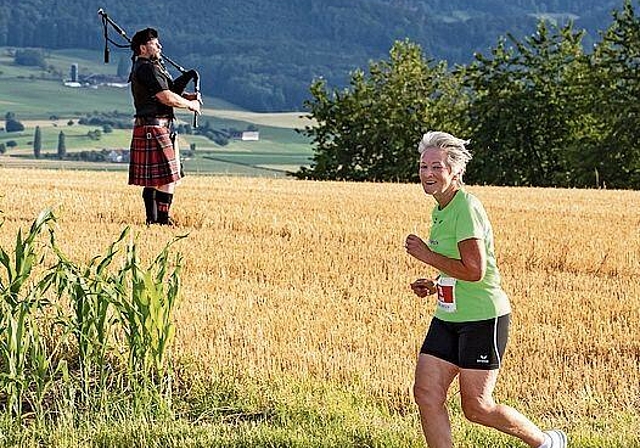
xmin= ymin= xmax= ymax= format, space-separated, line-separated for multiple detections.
xmin=586 ymin=0 xmax=640 ymax=189
xmin=296 ymin=40 xmax=465 ymax=182
xmin=298 ymin=14 xmax=640 ymax=188
xmin=461 ymin=21 xmax=589 ymax=187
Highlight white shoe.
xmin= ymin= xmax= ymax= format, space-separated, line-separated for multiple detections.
xmin=544 ymin=430 xmax=568 ymax=447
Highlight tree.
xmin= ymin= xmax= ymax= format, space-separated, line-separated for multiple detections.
xmin=462 ymin=20 xmax=588 ymax=187
xmin=33 ymin=126 xmax=42 ymax=158
xmin=14 ymin=48 xmax=46 ymax=68
xmin=0 ymin=143 xmax=6 ymax=154
xmin=586 ymin=0 xmax=640 ymax=189
xmin=296 ymin=40 xmax=466 ymax=182
xmin=4 ymin=112 xmax=25 ymax=133
xmin=57 ymin=131 xmax=66 ymax=159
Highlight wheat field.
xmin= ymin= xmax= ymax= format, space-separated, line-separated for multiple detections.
xmin=1 ymin=167 xmax=638 ymax=438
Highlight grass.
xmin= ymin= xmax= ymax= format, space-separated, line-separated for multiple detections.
xmin=0 ymin=46 xmax=313 ymax=176
xmin=1 ymin=123 xmax=130 ymax=151
xmin=0 ymin=121 xmax=312 ymax=176
xmin=0 ymin=377 xmax=425 ymax=447
xmin=0 ymin=168 xmax=638 ymax=446
xmin=0 ymin=78 xmax=132 ymax=118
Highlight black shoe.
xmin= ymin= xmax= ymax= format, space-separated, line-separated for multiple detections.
xmin=156 ymin=217 xmax=176 ymax=226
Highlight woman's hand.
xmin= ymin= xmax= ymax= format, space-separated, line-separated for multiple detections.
xmin=405 ymin=234 xmax=486 ymax=282
xmin=404 ymin=234 xmax=432 ymax=263
xmin=410 ymin=278 xmax=437 ymax=298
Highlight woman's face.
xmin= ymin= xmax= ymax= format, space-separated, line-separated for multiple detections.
xmin=419 ymin=147 xmax=458 ymax=198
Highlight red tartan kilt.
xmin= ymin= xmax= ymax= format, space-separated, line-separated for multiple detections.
xmin=128 ymin=124 xmax=181 ymax=186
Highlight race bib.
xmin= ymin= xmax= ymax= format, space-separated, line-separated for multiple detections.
xmin=436 ymin=276 xmax=457 ymax=313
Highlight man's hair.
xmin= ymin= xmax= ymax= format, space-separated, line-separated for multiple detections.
xmin=130 ymin=28 xmax=158 ymax=55
xmin=418 ymin=131 xmax=472 ymax=185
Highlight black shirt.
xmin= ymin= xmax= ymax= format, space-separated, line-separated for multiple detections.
xmin=130 ymin=57 xmax=174 ymax=118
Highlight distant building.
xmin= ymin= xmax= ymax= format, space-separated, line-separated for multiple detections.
xmin=84 ymin=73 xmax=128 ymax=86
xmin=62 ymin=68 xmax=128 ymax=89
xmin=231 ymin=130 xmax=260 ymax=141
xmin=107 ymin=149 xmax=130 ymax=163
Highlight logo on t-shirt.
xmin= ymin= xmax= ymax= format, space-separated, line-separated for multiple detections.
xmin=476 ymin=355 xmax=489 ymax=364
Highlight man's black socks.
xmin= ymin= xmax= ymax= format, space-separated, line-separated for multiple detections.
xmin=142 ymin=187 xmax=157 ymax=225
xmin=155 ymin=191 xmax=174 ymax=225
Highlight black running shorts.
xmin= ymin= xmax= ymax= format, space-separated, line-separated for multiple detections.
xmin=420 ymin=314 xmax=510 ymax=370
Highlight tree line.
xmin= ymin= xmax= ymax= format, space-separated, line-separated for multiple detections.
xmin=296 ymin=1 xmax=640 ymax=189
xmin=0 ymin=0 xmax=622 ymax=112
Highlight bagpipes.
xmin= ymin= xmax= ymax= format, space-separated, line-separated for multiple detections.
xmin=97 ymin=8 xmax=201 ymax=128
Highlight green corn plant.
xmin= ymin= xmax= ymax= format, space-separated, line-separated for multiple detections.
xmin=2 ymin=295 xmax=63 ymax=423
xmin=0 ymin=300 xmax=31 ymax=418
xmin=46 ymin=227 xmax=130 ymax=405
xmin=0 ymin=209 xmax=56 ymax=420
xmin=0 ymin=209 xmax=186 ymax=422
xmin=23 ymin=312 xmax=58 ymax=423
xmin=113 ymin=234 xmax=186 ymax=392
xmin=0 ymin=209 xmax=54 ymax=306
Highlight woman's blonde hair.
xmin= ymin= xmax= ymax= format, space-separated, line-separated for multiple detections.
xmin=417 ymin=131 xmax=472 ymax=185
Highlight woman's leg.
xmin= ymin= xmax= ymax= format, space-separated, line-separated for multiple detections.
xmin=458 ymin=369 xmax=546 ymax=447
xmin=414 ymin=354 xmax=459 ymax=448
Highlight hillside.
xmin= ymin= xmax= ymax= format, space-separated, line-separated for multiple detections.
xmin=0 ymin=48 xmax=314 ymax=176
xmin=0 ymin=0 xmax=625 ymax=111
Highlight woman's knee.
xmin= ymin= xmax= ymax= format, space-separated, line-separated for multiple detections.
xmin=413 ymin=383 xmax=447 ymax=411
xmin=461 ymin=396 xmax=495 ymax=424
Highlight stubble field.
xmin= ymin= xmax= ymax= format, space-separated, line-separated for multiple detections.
xmin=0 ymin=167 xmax=638 ymax=447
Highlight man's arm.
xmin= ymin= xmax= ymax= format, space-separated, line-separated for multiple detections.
xmin=155 ymin=90 xmax=201 ymax=114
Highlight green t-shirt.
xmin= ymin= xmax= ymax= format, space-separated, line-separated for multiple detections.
xmin=428 ymin=189 xmax=511 ymax=322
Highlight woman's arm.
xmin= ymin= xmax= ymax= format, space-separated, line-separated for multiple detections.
xmin=405 ymin=234 xmax=486 ymax=282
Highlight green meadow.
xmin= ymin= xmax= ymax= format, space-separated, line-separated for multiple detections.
xmin=0 ymin=47 xmax=313 ymax=176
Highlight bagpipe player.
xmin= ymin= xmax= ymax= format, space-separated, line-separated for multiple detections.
xmin=127 ymin=27 xmax=202 ymax=225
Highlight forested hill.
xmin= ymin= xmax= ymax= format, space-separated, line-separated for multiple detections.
xmin=0 ymin=0 xmax=624 ymax=111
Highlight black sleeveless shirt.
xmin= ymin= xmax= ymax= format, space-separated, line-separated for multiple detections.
xmin=129 ymin=57 xmax=174 ymax=118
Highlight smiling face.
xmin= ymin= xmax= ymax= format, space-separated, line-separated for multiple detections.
xmin=419 ymin=147 xmax=459 ymax=206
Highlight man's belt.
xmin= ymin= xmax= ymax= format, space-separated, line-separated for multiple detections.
xmin=134 ymin=117 xmax=173 ymax=127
